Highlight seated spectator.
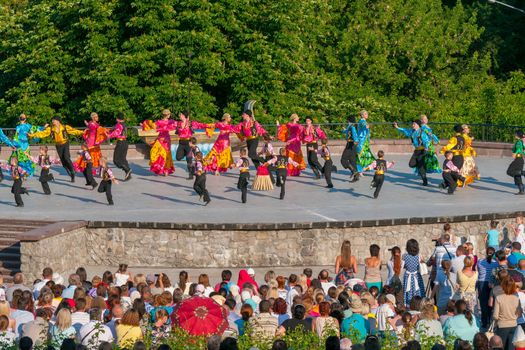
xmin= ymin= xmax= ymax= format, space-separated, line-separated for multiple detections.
xmin=248 ymin=300 xmax=278 ymax=341
xmin=277 ymin=304 xmax=313 ymax=335
xmin=0 ymin=315 xmax=16 ymax=346
xmin=49 ymin=309 xmax=76 ymax=348
xmin=21 ymin=308 xmax=51 ymax=347
xmin=415 ymin=303 xmax=443 ymax=341
xmin=443 ymin=300 xmax=479 ymax=343
xmin=116 ymin=309 xmax=143 ymax=347
xmin=79 ymin=308 xmax=113 ymax=347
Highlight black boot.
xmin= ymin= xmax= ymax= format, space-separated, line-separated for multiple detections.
xmin=422 ymin=177 xmax=428 ymax=186
xmin=517 ymin=184 xmax=525 ymax=195
xmin=312 ymin=168 xmax=321 ymax=180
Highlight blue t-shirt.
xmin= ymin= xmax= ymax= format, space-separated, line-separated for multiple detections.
xmin=341 ymin=314 xmax=368 ymax=343
xmin=487 ymin=229 xmax=500 ymax=247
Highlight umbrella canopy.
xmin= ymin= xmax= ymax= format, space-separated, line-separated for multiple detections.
xmin=173 ymin=296 xmax=228 ymax=336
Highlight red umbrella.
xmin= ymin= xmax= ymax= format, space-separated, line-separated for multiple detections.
xmin=173 ymin=296 xmax=228 ymax=336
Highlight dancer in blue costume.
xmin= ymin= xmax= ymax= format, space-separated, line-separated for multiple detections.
xmin=356 ymin=110 xmax=375 ymax=172
xmin=420 ymin=115 xmax=442 ymax=174
xmin=10 ymin=114 xmax=43 ymax=177
xmin=0 ymin=128 xmax=18 ymax=181
xmin=394 ymin=120 xmax=431 ymax=186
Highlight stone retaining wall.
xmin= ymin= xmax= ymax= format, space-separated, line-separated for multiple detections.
xmin=19 ymin=213 xmax=522 ymax=282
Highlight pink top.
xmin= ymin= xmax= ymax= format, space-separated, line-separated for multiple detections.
xmin=280 ymin=123 xmax=303 ymax=154
xmin=258 ymin=143 xmax=275 ymax=157
xmin=239 ymin=120 xmax=267 ymax=138
xmin=175 ymin=120 xmax=209 ymax=139
xmin=317 ymin=146 xmax=331 ymax=158
xmin=108 ymin=122 xmax=126 ymax=140
xmin=368 ymin=160 xmax=394 ymax=170
xmin=155 ymin=119 xmax=177 ymax=147
xmin=445 ymin=160 xmax=460 ymax=173
xmin=84 ymin=121 xmax=104 ymax=147
xmin=302 ymin=125 xmax=326 ymax=143
xmin=210 ymin=122 xmax=240 ymax=153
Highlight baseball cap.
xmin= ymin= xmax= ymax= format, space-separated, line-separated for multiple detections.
xmin=386 ymin=294 xmax=396 ymax=305
xmin=247 ymin=268 xmax=255 ymax=276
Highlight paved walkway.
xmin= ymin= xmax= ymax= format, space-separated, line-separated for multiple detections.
xmin=0 ymin=155 xmax=520 ymax=223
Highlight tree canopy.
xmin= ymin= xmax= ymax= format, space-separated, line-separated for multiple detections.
xmin=0 ymin=0 xmax=524 ymax=127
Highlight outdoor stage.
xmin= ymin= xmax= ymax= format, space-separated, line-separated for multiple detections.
xmin=0 ymin=154 xmax=520 ymax=224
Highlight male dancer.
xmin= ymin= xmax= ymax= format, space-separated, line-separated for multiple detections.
xmin=394 ymin=120 xmax=431 ymax=186
xmin=175 ymin=111 xmax=210 ymax=180
xmin=98 ymin=157 xmax=118 ymax=205
xmin=29 ymin=115 xmax=84 ymax=182
xmin=238 ymin=110 xmax=268 ymax=168
xmin=2 ymin=155 xmax=29 ymax=207
xmin=109 ymin=112 xmax=132 ymax=181
xmin=266 ymin=148 xmax=298 ymax=200
xmin=507 ymin=130 xmax=525 ymax=195
xmin=318 ymin=139 xmax=335 ymax=188
xmin=363 ymin=150 xmax=394 ymax=198
xmin=440 ymin=124 xmax=465 ymax=170
xmin=193 ymin=152 xmax=211 ymax=205
xmin=78 ymin=144 xmax=97 ymax=189
xmin=441 ymin=150 xmax=466 ymax=195
xmin=341 ymin=116 xmax=359 ymax=182
xmin=35 ymin=146 xmax=57 ymax=195
xmin=234 ymin=148 xmax=251 ymax=203
xmin=303 ymin=117 xmax=326 ymax=179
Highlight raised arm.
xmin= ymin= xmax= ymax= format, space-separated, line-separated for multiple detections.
xmin=29 ymin=126 xmax=51 ymax=139
xmin=108 ymin=124 xmax=124 ymax=139
xmin=440 ymin=136 xmax=458 ymax=154
xmin=0 ymin=129 xmax=16 ymax=148
xmin=395 ymin=127 xmax=412 ymax=138
xmin=65 ymin=125 xmax=85 ymax=137
xmin=255 ymin=122 xmax=268 ymax=136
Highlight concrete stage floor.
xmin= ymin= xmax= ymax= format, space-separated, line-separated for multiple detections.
xmin=0 ymin=155 xmax=520 ymax=223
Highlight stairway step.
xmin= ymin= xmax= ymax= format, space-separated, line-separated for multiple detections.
xmin=0 ymin=252 xmax=21 ymax=259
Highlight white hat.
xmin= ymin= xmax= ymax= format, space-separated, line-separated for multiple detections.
xmin=52 ymin=272 xmax=64 ymax=285
xmin=195 ymin=284 xmax=205 ymax=295
xmin=247 ymin=268 xmax=255 ymax=276
xmin=130 ymin=291 xmax=141 ymax=303
xmin=241 ymin=290 xmax=252 ymax=302
xmin=386 ymin=294 xmax=396 ymax=305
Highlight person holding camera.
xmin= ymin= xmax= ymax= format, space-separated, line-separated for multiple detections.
xmin=427 ymin=231 xmax=456 ymax=286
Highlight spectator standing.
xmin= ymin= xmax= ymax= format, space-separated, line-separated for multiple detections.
xmin=403 ymin=239 xmax=425 ymax=306
xmin=364 ymin=244 xmax=383 ymax=292
xmin=335 ymin=240 xmax=358 ymax=285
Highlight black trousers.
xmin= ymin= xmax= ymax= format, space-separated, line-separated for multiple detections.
xmin=246 ymin=139 xmax=261 ymax=168
xmin=372 ymin=174 xmax=384 ymax=198
xmin=442 ymin=171 xmax=463 ymax=194
xmin=39 ymin=168 xmax=53 ymax=194
xmin=83 ymin=163 xmax=97 ymax=187
xmin=237 ymin=172 xmax=250 ymax=203
xmin=452 ymin=154 xmax=464 ymax=170
xmin=306 ymin=143 xmax=322 ymax=177
xmin=113 ymin=140 xmax=130 ymax=173
xmin=97 ymin=180 xmax=113 ymax=204
xmin=409 ymin=149 xmax=427 ymax=181
xmin=176 ymin=140 xmax=193 ymax=177
xmin=194 ymin=174 xmax=210 ymax=202
xmin=56 ymin=142 xmax=74 ymax=178
xmin=322 ymin=159 xmax=333 ymax=187
xmin=341 ymin=142 xmax=358 ymax=174
xmin=477 ymin=281 xmax=492 ymax=329
xmin=12 ymin=178 xmax=24 ymax=206
xmin=507 ymin=157 xmax=524 ymax=190
xmin=276 ymin=169 xmax=287 ymax=199
xmin=495 ymin=326 xmax=516 ymax=350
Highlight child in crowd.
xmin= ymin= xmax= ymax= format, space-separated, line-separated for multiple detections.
xmin=193 ymin=152 xmax=211 ymax=205
xmin=375 ymin=294 xmax=397 ymax=337
xmin=441 ymin=150 xmax=466 ymax=195
xmin=78 ymin=144 xmax=97 ymax=189
xmin=98 ymin=157 xmax=118 ymax=205
xmin=115 ymin=264 xmax=132 ymax=287
xmin=34 ymin=145 xmax=60 ymax=195
xmin=233 ymin=148 xmax=250 ymax=204
xmin=485 ymin=220 xmax=500 ymax=250
xmin=318 ymin=139 xmax=336 ymax=188
xmin=265 ymin=148 xmax=298 ymax=200
xmin=363 ymin=150 xmax=394 ymax=199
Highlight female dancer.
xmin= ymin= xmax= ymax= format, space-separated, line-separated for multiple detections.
xmin=276 ymin=114 xmax=306 ymax=176
xmin=0 ymin=128 xmax=18 ymax=181
xmin=356 ymin=110 xmax=375 ymax=172
xmin=11 ymin=114 xmax=43 ymax=177
xmin=75 ymin=112 xmax=107 ymax=174
xmin=142 ymin=109 xmax=177 ymax=176
xmin=507 ymin=130 xmax=525 ymax=194
xmin=204 ymin=113 xmax=239 ymax=175
xmin=302 ymin=117 xmax=326 ymax=179
xmin=460 ymin=124 xmax=480 ymax=186
xmin=420 ymin=115 xmax=441 ymax=174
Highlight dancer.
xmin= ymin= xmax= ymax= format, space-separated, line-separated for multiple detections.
xmin=11 ymin=114 xmax=43 ymax=177
xmin=420 ymin=115 xmax=441 ymax=174
xmin=238 ymin=110 xmax=268 ymax=168
xmin=356 ymin=110 xmax=375 ymax=172
xmin=460 ymin=124 xmax=480 ymax=186
xmin=507 ymin=130 xmax=525 ymax=195
xmin=0 ymin=128 xmax=18 ymax=182
xmin=204 ymin=113 xmax=239 ymax=175
xmin=258 ymin=133 xmax=276 ymax=184
xmin=77 ymin=144 xmax=97 ymax=189
xmin=175 ymin=111 xmax=211 ymax=180
xmin=233 ymin=148 xmax=251 ymax=204
xmin=2 ymin=155 xmax=29 ymax=207
xmin=108 ymin=113 xmax=132 ymax=181
xmin=266 ymin=148 xmax=299 ymax=200
xmin=141 ymin=109 xmax=177 ymax=176
xmin=303 ymin=118 xmax=326 ymax=179
xmin=193 ymin=152 xmax=211 ymax=205
xmin=29 ymin=115 xmax=84 ymax=182
xmin=187 ymin=137 xmax=201 ymax=177
xmin=98 ymin=157 xmax=118 ymax=205
xmin=76 ymin=112 xmax=108 ymax=174
xmin=440 ymin=124 xmax=465 ymax=170
xmin=362 ymin=150 xmax=394 ymax=199
xmin=33 ymin=146 xmax=59 ymax=195
xmin=318 ymin=139 xmax=335 ymax=188
xmin=394 ymin=120 xmax=431 ymax=186
xmin=441 ymin=150 xmax=466 ymax=195
xmin=341 ymin=116 xmax=359 ymax=182
xmin=276 ymin=114 xmax=306 ymax=176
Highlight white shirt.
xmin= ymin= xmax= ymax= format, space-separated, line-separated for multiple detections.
xmin=79 ymin=321 xmax=114 ymax=347
xmin=114 ymin=273 xmax=130 ymax=287
xmin=32 ymin=279 xmax=50 ymax=299
xmin=320 ymin=281 xmax=336 ymax=295
xmin=450 ymin=255 xmax=465 ymax=283
xmin=376 ymin=304 xmax=396 ymax=331
xmin=516 ymin=224 xmax=525 ymax=253
xmin=71 ymin=312 xmax=90 ymax=333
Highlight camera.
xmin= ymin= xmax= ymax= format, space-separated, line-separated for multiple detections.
xmin=432 ymin=239 xmax=442 ymax=247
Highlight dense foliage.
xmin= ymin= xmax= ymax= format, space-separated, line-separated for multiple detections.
xmin=0 ymin=0 xmax=524 ymax=127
